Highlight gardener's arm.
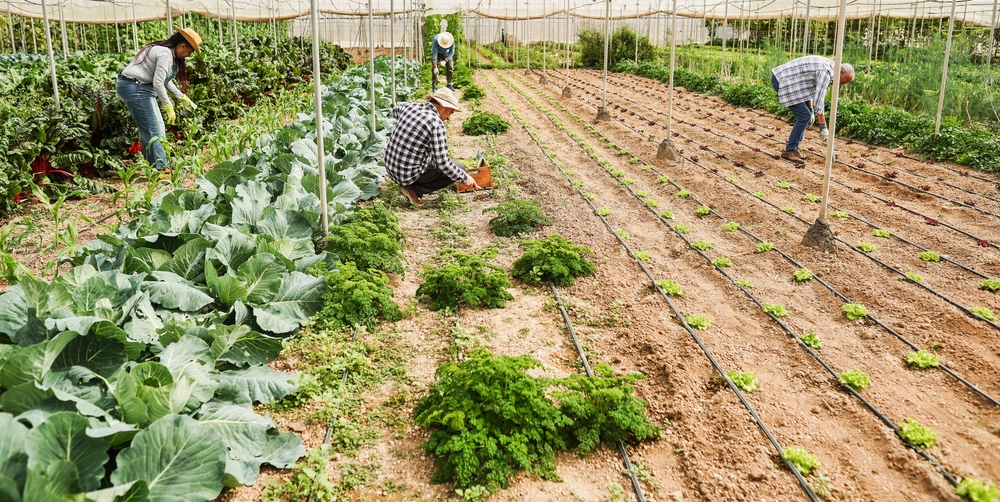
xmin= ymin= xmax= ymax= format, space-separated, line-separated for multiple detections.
xmin=429 ymin=121 xmax=474 ymax=184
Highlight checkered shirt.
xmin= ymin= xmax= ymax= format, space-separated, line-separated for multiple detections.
xmin=384 ymin=102 xmax=471 ymax=187
xmin=771 ymin=56 xmax=834 ymax=117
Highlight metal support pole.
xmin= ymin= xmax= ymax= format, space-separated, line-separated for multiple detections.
xmin=390 ymin=0 xmax=396 ymax=105
xmin=216 ymin=0 xmax=223 ymax=46
xmin=817 ymin=0 xmax=849 ymax=225
xmin=131 ymin=1 xmax=138 ymax=51
xmin=310 ymin=0 xmax=328 ymax=237
xmin=166 ymin=0 xmax=173 ymax=33
xmin=801 ymin=0 xmax=811 ymax=55
xmin=633 ymin=0 xmax=639 ymax=63
xmin=514 ymin=3 xmax=518 ymax=65
xmin=41 ymin=0 xmax=59 ymax=109
xmin=368 ymin=0 xmax=376 ymax=132
xmin=58 ymin=0 xmax=67 ymax=54
xmin=541 ymin=0 xmax=547 ymax=80
xmin=986 ymin=0 xmax=998 ymax=83
xmin=465 ymin=0 xmax=470 ymax=68
xmin=112 ymin=0 xmax=121 ymax=53
xmin=6 ymin=1 xmax=14 ymax=53
xmin=596 ymin=0 xmax=610 ymax=121
xmin=720 ymin=0 xmax=728 ymax=80
xmin=934 ymin=0 xmax=958 ymax=135
xmin=564 ymin=0 xmax=569 ymax=88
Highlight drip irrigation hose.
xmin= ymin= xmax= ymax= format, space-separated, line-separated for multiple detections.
xmin=548 ymin=280 xmax=646 ymax=502
xmin=496 ymin=70 xmax=963 ymax=487
xmin=568 ymin=71 xmax=1000 ymax=242
xmin=536 ymin=72 xmax=1000 ymax=337
xmin=307 ymin=324 xmax=362 ymax=502
xmin=512 ymin=71 xmax=1000 ymax=408
xmin=484 ymin=69 xmax=822 ymax=502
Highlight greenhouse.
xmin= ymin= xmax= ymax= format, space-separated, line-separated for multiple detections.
xmin=0 ymin=0 xmax=999 ymax=499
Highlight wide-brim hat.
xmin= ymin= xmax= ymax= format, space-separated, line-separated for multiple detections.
xmin=438 ymin=32 xmax=454 ymax=49
xmin=178 ymin=27 xmax=202 ymax=53
xmin=430 ymin=88 xmax=461 ymax=111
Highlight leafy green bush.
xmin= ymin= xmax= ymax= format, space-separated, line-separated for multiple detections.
xmin=727 ymin=370 xmax=759 ymax=393
xmin=782 ymin=446 xmax=821 ymax=475
xmin=842 ymin=303 xmax=868 ymax=321
xmin=461 ymin=83 xmax=486 ymax=101
xmin=800 ymin=332 xmax=823 ymax=349
xmin=511 ymin=234 xmax=596 ymax=287
xmin=417 ymin=249 xmax=513 ymax=310
xmin=324 ymin=209 xmax=405 ymax=275
xmin=906 ymin=349 xmax=940 ymax=369
xmin=955 ymin=477 xmax=1000 ymax=502
xmin=898 ymin=418 xmax=938 ymax=448
xmin=314 ymin=262 xmax=402 ymax=332
xmin=414 ymin=351 xmax=660 ymax=493
xmin=483 ymin=199 xmax=552 ymax=237
xmin=838 ymin=369 xmax=871 ymax=391
xmin=462 ymin=110 xmax=511 ymax=136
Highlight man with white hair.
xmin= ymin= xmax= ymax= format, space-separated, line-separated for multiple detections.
xmin=385 ymin=88 xmax=481 ymax=205
xmin=770 ymin=56 xmax=855 ymax=165
xmin=431 ymin=31 xmax=456 ymax=92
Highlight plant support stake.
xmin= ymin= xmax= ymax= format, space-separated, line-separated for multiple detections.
xmin=934 ymin=0 xmax=958 ymax=135
xmin=596 ymin=0 xmax=611 ymax=121
xmin=368 ymin=0 xmax=376 ymax=132
xmin=657 ymin=0 xmax=677 ymax=161
xmin=41 ymin=0 xmax=59 ymax=109
xmin=311 ymin=0 xmax=328 ymax=236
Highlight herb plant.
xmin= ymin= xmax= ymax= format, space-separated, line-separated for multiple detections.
xmin=325 ymin=213 xmax=405 ymax=275
xmin=483 ymin=199 xmax=552 ymax=237
xmin=838 ymin=369 xmax=871 ymax=391
xmin=800 ymin=332 xmax=823 ymax=349
xmin=511 ymin=234 xmax=596 ymax=287
xmin=898 ymin=419 xmax=938 ymax=448
xmin=417 ymin=249 xmax=514 ymax=310
xmin=919 ymin=251 xmax=941 ymax=262
xmin=793 ymin=268 xmax=814 ymax=282
xmin=762 ymin=303 xmax=789 ymax=317
xmin=685 ymin=314 xmax=712 ymax=330
xmin=462 ymin=110 xmax=511 ymax=136
xmin=727 ymin=370 xmax=759 ymax=393
xmin=782 ymin=446 xmax=821 ymax=475
xmin=971 ymin=307 xmax=997 ymax=321
xmin=314 ymin=262 xmax=402 ymax=331
xmin=842 ymin=303 xmax=868 ymax=321
xmin=656 ymin=279 xmax=683 ymax=296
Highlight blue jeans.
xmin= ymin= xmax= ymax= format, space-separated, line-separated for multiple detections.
xmin=771 ymin=74 xmax=811 ymax=152
xmin=116 ymin=77 xmax=168 ymax=169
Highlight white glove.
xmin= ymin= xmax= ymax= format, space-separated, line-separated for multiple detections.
xmin=808 ymin=113 xmax=816 ymax=127
xmin=819 ymin=123 xmax=829 ymax=142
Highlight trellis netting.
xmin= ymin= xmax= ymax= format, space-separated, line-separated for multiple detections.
xmin=4 ymin=0 xmax=998 ymax=27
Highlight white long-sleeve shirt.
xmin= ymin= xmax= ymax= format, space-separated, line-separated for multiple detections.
xmin=771 ymin=56 xmax=834 ymax=117
xmin=120 ymin=45 xmax=184 ymax=106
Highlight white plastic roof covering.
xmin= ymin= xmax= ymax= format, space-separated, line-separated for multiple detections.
xmin=3 ymin=0 xmax=998 ymax=26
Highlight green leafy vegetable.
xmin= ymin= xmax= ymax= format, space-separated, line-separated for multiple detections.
xmin=461 ymin=110 xmax=511 ymax=136
xmin=873 ymin=228 xmax=891 ymax=238
xmin=727 ymin=370 xmax=759 ymax=393
xmin=955 ymin=477 xmax=1000 ymax=502
xmin=314 ymin=262 xmax=402 ymax=332
xmin=898 ymin=418 xmax=938 ymax=448
xmin=782 ymin=446 xmax=821 ymax=475
xmin=838 ymin=369 xmax=870 ymax=391
xmin=793 ymin=268 xmax=813 ymax=282
xmin=857 ymin=242 xmax=876 ymax=252
xmin=656 ymin=279 xmax=683 ymax=296
xmin=919 ymin=251 xmax=941 ymax=262
xmin=980 ymin=279 xmax=1000 ymax=292
xmin=971 ymin=307 xmax=997 ymax=321
xmin=904 ymin=272 xmax=924 ymax=283
xmin=755 ymin=242 xmax=774 ymax=253
xmin=762 ymin=303 xmax=788 ymax=317
xmin=906 ymin=349 xmax=940 ymax=369
xmin=721 ymin=222 xmax=739 ymax=231
xmin=712 ymin=257 xmax=733 ymax=268
xmin=685 ymin=314 xmax=711 ymax=330
xmin=800 ymin=333 xmax=823 ymax=349
xmin=691 ymin=240 xmax=712 ymax=251
xmin=695 ymin=205 xmax=711 ymax=217
xmin=417 ymin=249 xmax=513 ymax=310
xmin=511 ymin=235 xmax=596 ymax=287
xmin=842 ymin=303 xmax=868 ymax=321
xmin=483 ymin=199 xmax=552 ymax=237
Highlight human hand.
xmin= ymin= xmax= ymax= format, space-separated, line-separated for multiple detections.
xmin=179 ymin=95 xmax=197 ymax=110
xmin=465 ymin=175 xmax=482 ymax=190
xmin=163 ymin=103 xmax=176 ymax=125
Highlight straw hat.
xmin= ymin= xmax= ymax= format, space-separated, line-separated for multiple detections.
xmin=178 ymin=27 xmax=202 ymax=53
xmin=437 ymin=32 xmax=454 ymax=49
xmin=429 ymin=88 xmax=461 ymax=111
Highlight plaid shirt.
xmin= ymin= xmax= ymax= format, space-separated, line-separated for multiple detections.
xmin=384 ymin=102 xmax=471 ymax=187
xmin=771 ymin=56 xmax=834 ymax=117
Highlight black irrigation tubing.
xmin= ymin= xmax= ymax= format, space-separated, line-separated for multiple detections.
xmin=483 ymin=70 xmax=822 ymax=502
xmin=497 ymin=71 xmax=966 ymax=489
xmin=538 ymin=72 xmax=1000 ymax=335
xmin=506 ymin=71 xmax=1000 ymax=410
xmin=593 ymin=70 xmax=1000 ymax=189
xmin=307 ymin=324 xmax=362 ymax=502
xmin=548 ymin=280 xmax=647 ymax=502
xmin=573 ymin=71 xmax=1000 ymax=237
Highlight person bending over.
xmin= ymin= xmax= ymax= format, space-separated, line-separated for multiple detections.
xmin=116 ymin=28 xmax=202 ymax=172
xmin=770 ymin=56 xmax=854 ymax=165
xmin=431 ymin=32 xmax=455 ymax=91
xmin=385 ymin=88 xmax=481 ymax=205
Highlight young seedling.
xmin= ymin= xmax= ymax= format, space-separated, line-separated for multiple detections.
xmin=970 ymin=307 xmax=996 ymax=321
xmin=793 ymin=268 xmax=814 ymax=282
xmin=645 ymin=199 xmax=661 ymax=208
xmin=721 ymin=222 xmax=739 ymax=232
xmin=712 ymin=257 xmax=733 ymax=268
xmin=919 ymin=251 xmax=941 ymax=262
xmin=659 ymin=211 xmax=675 ymax=220
xmin=898 ymin=418 xmax=938 ymax=448
xmin=572 ymin=179 xmax=585 ymax=188
xmin=775 ymin=181 xmax=791 ymax=189
xmin=656 ymin=279 xmax=683 ymax=296
xmin=981 ymin=279 xmax=1000 ymax=292
xmin=856 ymin=242 xmax=876 ymax=252
xmin=622 ymin=178 xmax=636 ymax=185
xmin=673 ymin=224 xmax=691 ymax=234
xmin=955 ymin=478 xmax=1000 ymax=502
xmin=838 ymin=369 xmax=870 ymax=391
xmin=762 ymin=303 xmax=789 ymax=317
xmin=832 ymin=211 xmax=850 ymax=219
xmin=903 ymin=272 xmax=924 ymax=283
xmin=782 ymin=446 xmax=821 ymax=475
xmin=635 ymin=190 xmax=650 ymax=198
xmin=596 ymin=208 xmax=612 ymax=216
xmin=803 ymin=193 xmax=821 ymax=203
xmin=676 ymin=189 xmax=691 ymax=198
xmin=695 ymin=205 xmax=711 ymax=217
xmin=905 ymin=350 xmax=940 ymax=369
xmin=727 ymin=370 xmax=759 ymax=393
xmin=583 ymin=192 xmax=597 ymax=201
xmin=753 ymin=192 xmax=767 ymax=199
xmin=727 ymin=177 xmax=739 ymax=184
xmin=781 ymin=205 xmax=796 ymax=214
xmin=691 ymin=240 xmax=713 ymax=251
xmin=635 ymin=251 xmax=652 ymax=262
xmin=755 ymin=242 xmax=774 ymax=253
xmin=629 ymin=157 xmax=641 ymax=164
xmin=800 ymin=332 xmax=823 ymax=349
xmin=842 ymin=303 xmax=868 ymax=321
xmin=872 ymin=228 xmax=891 ymax=238
xmin=615 ymin=229 xmax=631 ymax=240
xmin=737 ymin=280 xmax=754 ymax=288
xmin=685 ymin=314 xmax=711 ymax=330
xmin=657 ymin=176 xmax=672 ymax=184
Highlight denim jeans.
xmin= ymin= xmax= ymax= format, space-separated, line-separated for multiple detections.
xmin=116 ymin=76 xmax=168 ymax=169
xmin=432 ymin=57 xmax=454 ymax=88
xmin=771 ymin=74 xmax=812 ymax=152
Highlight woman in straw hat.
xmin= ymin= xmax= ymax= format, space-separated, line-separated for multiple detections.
xmin=384 ymin=88 xmax=481 ymax=205
xmin=431 ymin=31 xmax=455 ymax=92
xmin=116 ymin=28 xmax=202 ymax=171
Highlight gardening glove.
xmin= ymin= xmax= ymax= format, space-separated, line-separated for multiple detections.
xmin=163 ymin=103 xmax=176 ymax=125
xmin=807 ymin=112 xmax=816 ymax=127
xmin=819 ymin=122 xmax=829 ymax=142
xmin=178 ymin=95 xmax=197 ymax=110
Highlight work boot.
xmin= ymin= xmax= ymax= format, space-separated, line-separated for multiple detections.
xmin=780 ymin=150 xmax=806 ymax=165
xmin=447 ymin=85 xmax=456 ymax=91
xmin=401 ymin=186 xmax=423 ymax=206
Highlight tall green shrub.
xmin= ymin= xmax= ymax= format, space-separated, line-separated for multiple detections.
xmin=578 ymin=26 xmax=659 ymax=69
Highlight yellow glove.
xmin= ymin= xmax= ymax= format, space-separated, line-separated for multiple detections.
xmin=179 ymin=95 xmax=197 ymax=110
xmin=163 ymin=103 xmax=176 ymax=125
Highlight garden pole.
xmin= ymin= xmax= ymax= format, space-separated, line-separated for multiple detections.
xmin=368 ymin=0 xmax=376 ymax=133
xmin=541 ymin=0 xmax=547 ymax=83
xmin=112 ymin=1 xmax=121 ymax=53
xmin=166 ymin=0 xmax=173 ymax=33
xmin=986 ymin=0 xmax=998 ymax=84
xmin=6 ymin=1 xmax=14 ymax=52
xmin=233 ymin=1 xmax=240 ymax=64
xmin=216 ymin=0 xmax=222 ymax=46
xmin=524 ymin=0 xmax=529 ymax=73
xmin=633 ymin=0 xmax=639 ymax=63
xmin=790 ymin=1 xmax=797 ymax=54
xmin=595 ymin=0 xmax=610 ymax=121
xmin=391 ymin=0 xmax=396 ymax=105
xmin=801 ymin=0 xmax=811 ymax=55
xmin=801 ymin=0 xmax=848 ymax=253
xmin=720 ymin=0 xmax=729 ymax=80
xmin=30 ymin=17 xmax=36 ymax=53
xmin=41 ymin=0 xmax=59 ymax=108
xmin=934 ymin=0 xmax=957 ymax=135
xmin=465 ymin=0 xmax=470 ymax=68
xmin=907 ymin=3 xmax=916 ymax=63
xmin=309 ymin=0 xmax=327 ymax=237
xmin=563 ymin=0 xmax=570 ymax=97
xmin=657 ymin=0 xmax=678 ymax=161
xmin=270 ymin=0 xmax=277 ymax=54
xmin=58 ymin=0 xmax=67 ymax=54
xmin=866 ymin=4 xmax=875 ymax=63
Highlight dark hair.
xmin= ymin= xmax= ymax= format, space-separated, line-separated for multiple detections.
xmin=131 ymin=32 xmax=191 ymax=92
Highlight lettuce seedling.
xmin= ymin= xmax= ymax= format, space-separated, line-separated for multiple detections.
xmin=872 ymin=228 xmax=890 ymax=238
xmin=781 ymin=205 xmax=795 ymax=214
xmin=635 ymin=190 xmax=650 ymax=198
xmin=712 ymin=257 xmax=733 ymax=268
xmin=776 ymin=182 xmax=791 ymax=189
xmin=898 ymin=418 xmax=937 ymax=448
xmin=656 ymin=279 xmax=683 ymax=296
xmin=793 ymin=268 xmax=813 ymax=282
xmin=857 ymin=242 xmax=876 ymax=252
xmin=645 ymin=199 xmax=661 ymax=208
xmin=727 ymin=370 xmax=759 ymax=393
xmin=803 ymin=193 xmax=820 ymax=203
xmin=583 ymin=192 xmax=596 ymax=200
xmin=800 ymin=333 xmax=822 ymax=349
xmin=635 ymin=251 xmax=652 ymax=261
xmin=971 ymin=307 xmax=996 ymax=321
xmin=980 ymin=279 xmax=1000 ymax=292
xmin=955 ymin=478 xmax=1000 ymax=502
xmin=762 ymin=303 xmax=788 ymax=317
xmin=659 ymin=211 xmax=675 ymax=219
xmin=615 ymin=229 xmax=631 ymax=239
xmin=695 ymin=205 xmax=711 ymax=217
xmin=737 ymin=280 xmax=754 ymax=288
xmin=906 ymin=349 xmax=940 ymax=369
xmin=919 ymin=251 xmax=941 ymax=262
xmin=904 ymin=272 xmax=924 ymax=283
xmin=676 ymin=189 xmax=691 ymax=198
xmin=755 ymin=242 xmax=774 ymax=253
xmin=782 ymin=446 xmax=821 ymax=475
xmin=657 ymin=176 xmax=671 ymax=184
xmin=685 ymin=314 xmax=711 ymax=330
xmin=838 ymin=369 xmax=870 ymax=391
xmin=691 ymin=240 xmax=712 ymax=251
xmin=753 ymin=192 xmax=767 ymax=199
xmin=721 ymin=222 xmax=739 ymax=232
xmin=833 ymin=211 xmax=850 ymax=219
xmin=842 ymin=303 xmax=868 ymax=321
xmin=596 ymin=208 xmax=611 ymax=216
xmin=673 ymin=224 xmax=691 ymax=234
